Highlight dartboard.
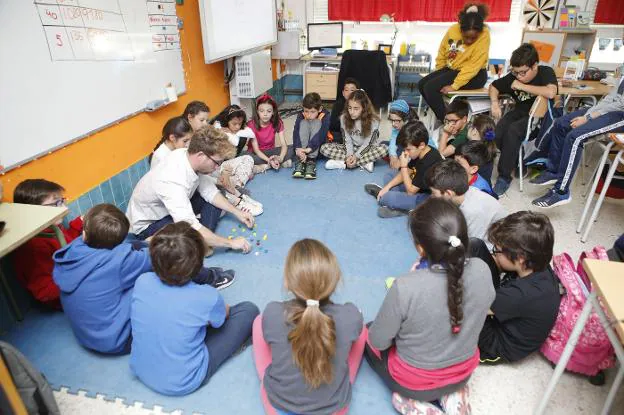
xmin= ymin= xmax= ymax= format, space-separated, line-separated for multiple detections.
xmin=523 ymin=0 xmax=557 ymax=27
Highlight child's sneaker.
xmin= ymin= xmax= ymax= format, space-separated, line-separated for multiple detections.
xmin=252 ymin=164 xmax=270 ymax=174
xmin=530 ymin=171 xmax=558 ymax=186
xmin=236 ymin=197 xmax=263 ymax=216
xmin=392 ymin=392 xmax=444 ymax=415
xmin=325 ymin=160 xmax=346 ymax=170
xmin=292 ymin=161 xmax=305 ymax=178
xmin=532 ymin=189 xmax=571 ymax=209
xmin=241 ymin=194 xmax=263 ymax=210
xmin=281 ymin=159 xmax=293 ymax=168
xmin=439 ymin=385 xmax=471 ymax=415
xmin=493 ymin=177 xmax=511 ymax=196
xmin=304 ymin=161 xmax=317 ymax=180
xmin=361 ymin=162 xmax=374 ymax=173
xmin=213 ymin=274 xmax=235 ymax=291
xmin=378 ymin=206 xmax=408 ymax=218
xmin=364 ymin=183 xmax=382 ymax=198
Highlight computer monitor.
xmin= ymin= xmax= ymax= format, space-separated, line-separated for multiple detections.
xmin=307 ymin=23 xmax=343 ymax=50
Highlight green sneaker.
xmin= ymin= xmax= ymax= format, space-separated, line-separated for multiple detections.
xmin=304 ymin=160 xmax=317 ymax=180
xmin=292 ymin=161 xmax=305 ymax=178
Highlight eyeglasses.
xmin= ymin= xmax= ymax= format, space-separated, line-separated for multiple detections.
xmin=388 ymin=117 xmax=403 ymax=125
xmin=443 ymin=118 xmax=461 ymax=126
xmin=208 ymin=155 xmax=223 ymax=167
xmin=42 ymin=198 xmax=66 ymax=207
xmin=511 ymin=68 xmax=531 ymax=78
xmin=491 ymin=247 xmax=505 ymax=255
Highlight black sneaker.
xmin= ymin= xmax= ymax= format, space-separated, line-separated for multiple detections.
xmin=364 ymin=183 xmax=382 ymax=198
xmin=213 ymin=274 xmax=235 ymax=290
xmin=377 ymin=206 xmax=408 ymax=218
xmin=292 ymin=161 xmax=305 ymax=178
xmin=304 ymin=160 xmax=317 ymax=180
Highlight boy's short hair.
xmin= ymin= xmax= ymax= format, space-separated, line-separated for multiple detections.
xmin=456 ymin=141 xmax=490 ymax=168
xmin=343 ymin=77 xmax=360 ymax=89
xmin=510 ymin=43 xmax=539 ymax=68
xmin=396 ymin=120 xmax=429 ymax=148
xmin=488 ymin=211 xmax=554 ymax=272
xmin=13 ymin=179 xmax=64 ymax=205
xmin=182 ymin=101 xmax=210 ymax=118
xmin=149 ymin=222 xmax=204 ymax=286
xmin=187 ymin=125 xmax=236 ymax=160
xmin=83 ymin=204 xmax=129 ymax=249
xmin=446 ymin=100 xmax=469 ymax=118
xmin=426 ymin=159 xmax=469 ymax=196
xmin=302 ymin=92 xmax=322 ymax=110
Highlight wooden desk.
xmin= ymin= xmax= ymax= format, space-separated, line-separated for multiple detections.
xmin=559 ymin=80 xmax=613 ymax=107
xmin=536 ymin=259 xmax=624 ymax=414
xmin=0 ymin=203 xmax=68 ymax=320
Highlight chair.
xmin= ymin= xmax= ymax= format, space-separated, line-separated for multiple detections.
xmin=577 ymin=134 xmax=624 ymax=242
xmin=336 ymin=50 xmax=393 ymax=111
xmin=518 ymin=96 xmax=549 ymax=191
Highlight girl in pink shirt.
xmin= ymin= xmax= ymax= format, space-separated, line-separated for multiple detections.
xmin=247 ymin=94 xmax=294 ymax=173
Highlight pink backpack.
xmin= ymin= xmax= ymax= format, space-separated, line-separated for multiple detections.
xmin=540 ymin=246 xmax=615 ymax=376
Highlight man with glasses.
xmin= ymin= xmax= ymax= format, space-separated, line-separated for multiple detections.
xmin=489 ymin=43 xmax=558 ymax=196
xmin=127 ymin=125 xmax=254 ymax=254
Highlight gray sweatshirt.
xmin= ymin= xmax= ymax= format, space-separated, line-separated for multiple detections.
xmin=588 ymin=78 xmax=624 ymax=116
xmin=369 ymin=258 xmax=495 ymax=369
xmin=460 ymin=187 xmax=507 ymax=248
xmin=340 ymin=117 xmax=381 ymax=158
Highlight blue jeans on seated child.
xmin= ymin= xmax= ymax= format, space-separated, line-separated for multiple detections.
xmin=203 ymin=301 xmax=260 ymax=382
xmin=378 ymin=172 xmax=429 ymax=211
xmin=136 ymin=192 xmax=222 ymax=239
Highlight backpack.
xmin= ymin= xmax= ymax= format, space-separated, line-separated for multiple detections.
xmin=0 ymin=341 xmax=60 ymax=415
xmin=540 ymin=247 xmax=615 ymax=376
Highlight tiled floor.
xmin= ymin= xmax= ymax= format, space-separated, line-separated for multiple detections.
xmin=52 ymin=110 xmax=624 ymax=414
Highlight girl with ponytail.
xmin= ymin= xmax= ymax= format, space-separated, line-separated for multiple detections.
xmin=366 ymin=198 xmax=494 ymax=414
xmin=149 ymin=116 xmax=193 ymax=168
xmin=252 ymin=239 xmax=367 ymax=415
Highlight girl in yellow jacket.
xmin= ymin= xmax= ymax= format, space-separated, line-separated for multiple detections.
xmin=418 ymin=3 xmax=490 ymax=122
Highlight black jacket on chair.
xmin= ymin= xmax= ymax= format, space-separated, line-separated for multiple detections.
xmin=336 ymin=50 xmax=392 ymax=110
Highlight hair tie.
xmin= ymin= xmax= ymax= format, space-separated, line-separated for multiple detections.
xmin=452 ymin=325 xmax=461 ymax=334
xmin=256 ymin=93 xmax=273 ymax=105
xmin=306 ymin=299 xmax=319 ymax=307
xmin=466 ymin=5 xmax=479 ymax=13
xmin=483 ymin=130 xmax=495 ymax=142
xmin=448 ymin=235 xmax=462 ymax=248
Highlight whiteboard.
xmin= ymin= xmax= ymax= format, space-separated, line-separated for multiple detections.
xmin=308 ymin=23 xmax=343 ymax=49
xmin=198 ymin=0 xmax=277 ymax=64
xmin=0 ymin=0 xmax=186 ymax=172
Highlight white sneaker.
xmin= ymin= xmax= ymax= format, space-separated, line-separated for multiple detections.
xmin=237 ymin=197 xmax=263 ymax=216
xmin=361 ymin=162 xmax=374 ymax=173
xmin=241 ymin=194 xmax=263 ymax=210
xmin=281 ymin=159 xmax=293 ymax=168
xmin=325 ymin=160 xmax=346 ymax=170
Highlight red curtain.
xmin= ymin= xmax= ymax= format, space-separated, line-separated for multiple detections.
xmin=594 ymin=0 xmax=624 ymax=24
xmin=328 ymin=0 xmax=512 ymax=23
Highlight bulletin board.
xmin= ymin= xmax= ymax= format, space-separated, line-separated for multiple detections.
xmin=522 ymin=29 xmax=566 ymax=67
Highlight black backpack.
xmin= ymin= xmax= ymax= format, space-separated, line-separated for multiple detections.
xmin=0 ymin=341 xmax=60 ymax=415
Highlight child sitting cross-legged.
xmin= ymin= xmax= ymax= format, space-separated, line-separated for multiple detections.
xmin=364 ymin=121 xmax=442 ymax=218
xmin=292 ymin=93 xmax=330 ymax=180
xmin=130 ymin=222 xmax=259 ymax=396
xmin=477 ymin=212 xmax=561 ymax=364
xmin=53 ymin=204 xmax=152 ymax=354
xmin=366 ymin=198 xmax=495 ymax=415
xmin=12 ymin=179 xmax=83 ymax=310
xmin=454 ymin=140 xmax=496 ymax=197
xmin=437 ymin=100 xmax=470 ymax=157
xmin=427 ymin=159 xmax=507 ymax=246
xmin=252 ymin=239 xmax=367 ymax=415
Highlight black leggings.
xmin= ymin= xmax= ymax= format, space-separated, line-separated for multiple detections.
xmin=418 ymin=68 xmax=488 ymax=121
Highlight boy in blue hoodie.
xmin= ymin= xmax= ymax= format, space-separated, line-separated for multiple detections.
xmin=53 ymin=204 xmax=151 ymax=354
xmin=292 ymin=92 xmax=330 ymax=180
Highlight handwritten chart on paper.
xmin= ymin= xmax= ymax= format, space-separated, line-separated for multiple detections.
xmin=147 ymin=0 xmax=180 ymax=52
xmin=34 ymin=0 xmax=135 ymax=61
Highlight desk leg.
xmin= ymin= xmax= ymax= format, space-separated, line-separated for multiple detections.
xmin=0 ymin=266 xmax=23 ymax=321
xmin=535 ymin=292 xmax=596 ymax=415
xmin=590 ymin=294 xmax=624 ymax=415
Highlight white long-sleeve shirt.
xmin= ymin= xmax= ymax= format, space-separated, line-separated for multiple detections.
xmin=150 ymin=143 xmax=172 ymax=170
xmin=127 ymin=148 xmax=219 ymax=234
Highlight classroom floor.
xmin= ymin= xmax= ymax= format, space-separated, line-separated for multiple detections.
xmin=44 ymin=111 xmax=624 ymax=414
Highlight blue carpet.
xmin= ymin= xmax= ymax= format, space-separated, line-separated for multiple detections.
xmin=1 ymin=164 xmax=419 ymax=414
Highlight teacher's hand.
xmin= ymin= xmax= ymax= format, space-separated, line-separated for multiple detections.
xmin=440 ymin=85 xmax=456 ymax=95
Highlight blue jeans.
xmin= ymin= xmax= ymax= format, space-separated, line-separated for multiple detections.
xmin=546 ymin=109 xmax=624 ymax=193
xmin=137 ymin=192 xmax=222 ymax=239
xmin=204 ymin=301 xmax=260 ymax=382
xmin=379 ymin=172 xmax=429 ymax=211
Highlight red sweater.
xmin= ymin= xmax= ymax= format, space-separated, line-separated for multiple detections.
xmin=12 ymin=217 xmax=83 ymax=310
